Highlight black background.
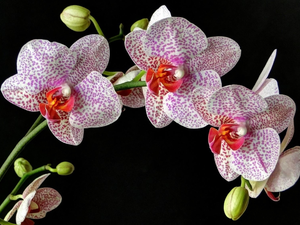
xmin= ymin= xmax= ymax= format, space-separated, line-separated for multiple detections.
xmin=1 ymin=0 xmax=300 ymax=224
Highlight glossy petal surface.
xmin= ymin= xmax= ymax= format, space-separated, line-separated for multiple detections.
xmin=23 ymin=174 xmax=50 ymax=198
xmin=16 ymin=192 xmax=36 ymax=225
xmin=148 ymin=5 xmax=171 ymax=28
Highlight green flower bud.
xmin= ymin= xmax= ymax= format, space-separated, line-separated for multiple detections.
xmin=60 ymin=5 xmax=91 ymax=32
xmin=56 ymin=162 xmax=75 ymax=175
xmin=14 ymin=158 xmax=32 ymax=178
xmin=224 ymin=186 xmax=249 ymax=221
xmin=130 ymin=18 xmax=149 ymax=32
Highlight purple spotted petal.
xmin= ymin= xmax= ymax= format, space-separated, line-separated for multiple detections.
xmin=125 ymin=30 xmax=149 ymax=71
xmin=16 ymin=39 xmax=76 ymax=94
xmin=70 ymin=71 xmax=122 ymax=128
xmin=280 ymin=119 xmax=294 ymax=153
xmin=256 ymin=78 xmax=279 ymax=98
xmin=145 ymin=85 xmax=173 ymax=128
xmin=252 ymin=50 xmax=277 ymax=92
xmin=249 ymin=94 xmax=296 ymax=134
xmin=266 ymin=146 xmax=300 ymax=192
xmin=230 ymin=128 xmax=280 ymax=181
xmin=187 ymin=36 xmax=241 ymax=77
xmin=208 ymin=85 xmax=268 ymax=122
xmin=148 ymin=5 xmax=171 ymax=28
xmin=47 ymin=112 xmax=84 ymax=145
xmin=16 ymin=191 xmax=36 ymax=225
xmin=68 ymin=34 xmax=109 ymax=86
xmin=163 ymin=70 xmax=221 ymax=128
xmin=144 ymin=17 xmax=207 ymax=64
xmin=22 ymin=174 xmax=50 ymax=198
xmin=120 ymin=88 xmax=145 ymax=108
xmin=214 ymin=141 xmax=240 ymax=181
xmin=1 ymin=75 xmax=47 ymax=111
xmin=27 ymin=188 xmax=62 ymax=219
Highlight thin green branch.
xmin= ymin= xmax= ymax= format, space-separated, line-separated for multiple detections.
xmin=0 ymin=120 xmax=48 ymax=183
xmin=89 ymin=15 xmax=104 ymax=37
xmin=114 ymin=81 xmax=146 ymax=91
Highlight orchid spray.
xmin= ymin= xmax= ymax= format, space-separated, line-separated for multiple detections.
xmin=0 ymin=4 xmax=298 ymax=224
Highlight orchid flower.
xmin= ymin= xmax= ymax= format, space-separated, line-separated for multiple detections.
xmin=125 ymin=5 xmax=241 ymax=128
xmin=1 ymin=35 xmax=122 ymax=145
xmin=4 ymin=174 xmax=61 ymax=225
xmin=108 ymin=66 xmax=145 ymax=108
xmin=195 ymin=51 xmax=296 ymax=181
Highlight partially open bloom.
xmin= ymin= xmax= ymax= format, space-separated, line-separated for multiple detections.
xmin=1 ymin=35 xmax=122 ymax=145
xmin=125 ymin=5 xmax=241 ymax=128
xmin=5 ymin=174 xmax=61 ymax=225
xmin=195 ymin=51 xmax=296 ymax=181
xmin=108 ymin=66 xmax=145 ymax=108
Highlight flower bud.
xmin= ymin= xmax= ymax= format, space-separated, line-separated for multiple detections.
xmin=224 ymin=186 xmax=249 ymax=221
xmin=130 ymin=18 xmax=149 ymax=32
xmin=56 ymin=162 xmax=75 ymax=175
xmin=60 ymin=5 xmax=91 ymax=32
xmin=14 ymin=158 xmax=32 ymax=178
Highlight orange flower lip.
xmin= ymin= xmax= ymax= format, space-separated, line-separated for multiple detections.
xmin=146 ymin=64 xmax=184 ymax=95
xmin=39 ymin=84 xmax=75 ymax=122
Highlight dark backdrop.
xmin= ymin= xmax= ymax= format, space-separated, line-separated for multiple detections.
xmin=1 ymin=0 xmax=300 ymax=224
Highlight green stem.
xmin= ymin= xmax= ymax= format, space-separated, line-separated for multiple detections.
xmin=114 ymin=81 xmax=146 ymax=91
xmin=132 ymin=70 xmax=146 ymax=82
xmin=89 ymin=15 xmax=104 ymax=37
xmin=25 ymin=114 xmax=44 ymax=136
xmin=108 ymin=24 xmax=124 ymax=43
xmin=103 ymin=71 xmax=120 ymax=76
xmin=0 ymin=218 xmax=16 ymax=225
xmin=241 ymin=176 xmax=252 ymax=191
xmin=0 ymin=166 xmax=48 ymax=214
xmin=0 ymin=120 xmax=48 ymax=183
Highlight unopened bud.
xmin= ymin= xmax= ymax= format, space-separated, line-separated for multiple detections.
xmin=130 ymin=18 xmax=149 ymax=32
xmin=14 ymin=158 xmax=32 ymax=178
xmin=224 ymin=186 xmax=249 ymax=221
xmin=60 ymin=5 xmax=91 ymax=32
xmin=56 ymin=162 xmax=75 ymax=175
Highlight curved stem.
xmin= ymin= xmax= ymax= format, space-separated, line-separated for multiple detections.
xmin=89 ymin=15 xmax=104 ymax=37
xmin=108 ymin=23 xmax=124 ymax=43
xmin=0 ymin=166 xmax=48 ymax=214
xmin=0 ymin=218 xmax=16 ymax=225
xmin=0 ymin=120 xmax=48 ymax=183
xmin=114 ymin=81 xmax=146 ymax=91
xmin=25 ymin=114 xmax=44 ymax=136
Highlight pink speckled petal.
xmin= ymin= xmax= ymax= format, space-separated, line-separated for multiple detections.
xmin=16 ymin=39 xmax=76 ymax=94
xmin=249 ymin=94 xmax=296 ymax=134
xmin=4 ymin=200 xmax=22 ymax=222
xmin=70 ymin=71 xmax=122 ymax=128
xmin=247 ymin=179 xmax=268 ymax=198
xmin=208 ymin=85 xmax=268 ymax=121
xmin=22 ymin=174 xmax=50 ymax=198
xmin=163 ymin=70 xmax=221 ymax=128
xmin=256 ymin=78 xmax=279 ymax=98
xmin=120 ymin=87 xmax=145 ymax=108
xmin=214 ymin=141 xmax=240 ymax=181
xmin=27 ymin=188 xmax=62 ymax=219
xmin=148 ymin=5 xmax=171 ymax=28
xmin=266 ymin=146 xmax=300 ymax=192
xmin=1 ymin=75 xmax=47 ymax=111
xmin=125 ymin=30 xmax=149 ymax=71
xmin=252 ymin=50 xmax=277 ymax=92
xmin=47 ymin=112 xmax=84 ymax=145
xmin=145 ymin=85 xmax=173 ymax=128
xmin=16 ymin=191 xmax=36 ymax=225
xmin=144 ymin=17 xmax=207 ymax=64
xmin=187 ymin=36 xmax=241 ymax=77
xmin=68 ymin=35 xmax=109 ymax=86
xmin=230 ymin=128 xmax=280 ymax=181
